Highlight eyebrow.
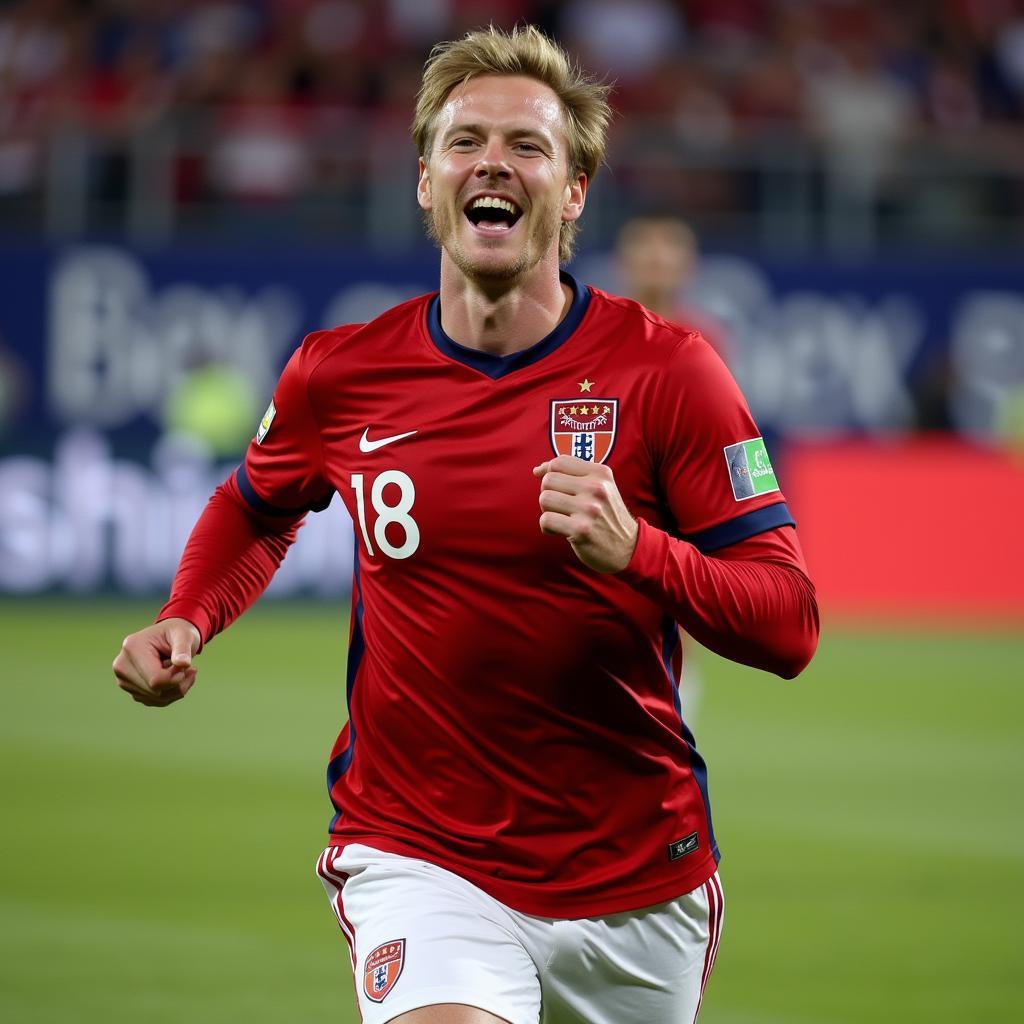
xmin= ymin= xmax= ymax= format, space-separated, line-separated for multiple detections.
xmin=441 ymin=122 xmax=553 ymax=145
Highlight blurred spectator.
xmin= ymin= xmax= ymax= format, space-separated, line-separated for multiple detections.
xmin=615 ymin=213 xmax=731 ymax=363
xmin=180 ymin=1 xmax=260 ymax=67
xmin=386 ymin=0 xmax=453 ymax=46
xmin=614 ymin=211 xmax=743 ymax=724
xmin=558 ymin=0 xmax=686 ymax=83
xmin=0 ymin=0 xmax=1021 ymax=248
xmin=208 ymin=53 xmax=313 ymax=204
xmin=924 ymin=53 xmax=983 ymax=132
xmin=0 ymin=0 xmax=77 ymax=201
xmin=82 ymin=29 xmax=176 ymax=207
xmin=0 ymin=0 xmax=73 ymax=92
xmin=804 ymin=30 xmax=915 ymax=202
xmin=734 ymin=52 xmax=803 ymax=134
xmin=164 ymin=362 xmax=259 ymax=457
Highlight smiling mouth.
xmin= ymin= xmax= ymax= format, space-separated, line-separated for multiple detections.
xmin=465 ymin=196 xmax=523 ymax=233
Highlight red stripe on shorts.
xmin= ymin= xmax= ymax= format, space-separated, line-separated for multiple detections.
xmin=315 ymin=850 xmax=364 ymax=1024
xmin=693 ymin=872 xmax=724 ymax=1022
xmin=707 ymin=873 xmax=725 ymax=977
xmin=317 ymin=850 xmax=357 ymax=968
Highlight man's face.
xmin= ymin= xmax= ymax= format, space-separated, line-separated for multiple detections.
xmin=417 ymin=74 xmax=587 ymax=283
xmin=618 ymin=220 xmax=696 ymax=297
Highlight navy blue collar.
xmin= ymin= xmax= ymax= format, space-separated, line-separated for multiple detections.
xmin=426 ymin=271 xmax=591 ymax=380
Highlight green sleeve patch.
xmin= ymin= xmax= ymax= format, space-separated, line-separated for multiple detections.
xmin=724 ymin=437 xmax=779 ymax=501
xmin=256 ymin=399 xmax=276 ymax=444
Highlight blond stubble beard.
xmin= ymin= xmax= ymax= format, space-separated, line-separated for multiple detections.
xmin=424 ymin=201 xmax=562 ymax=282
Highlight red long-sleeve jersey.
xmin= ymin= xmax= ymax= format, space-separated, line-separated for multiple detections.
xmin=161 ymin=273 xmax=818 ymax=917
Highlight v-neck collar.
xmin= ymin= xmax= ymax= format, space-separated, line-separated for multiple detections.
xmin=426 ymin=270 xmax=591 ymax=380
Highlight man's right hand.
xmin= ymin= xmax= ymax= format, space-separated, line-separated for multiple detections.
xmin=112 ymin=618 xmax=202 ymax=708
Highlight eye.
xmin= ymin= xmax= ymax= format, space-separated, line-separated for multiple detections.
xmin=514 ymin=142 xmax=540 ymax=154
xmin=451 ymin=138 xmax=477 ymax=149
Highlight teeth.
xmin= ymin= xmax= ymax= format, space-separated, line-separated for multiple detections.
xmin=470 ymin=196 xmax=519 ymax=215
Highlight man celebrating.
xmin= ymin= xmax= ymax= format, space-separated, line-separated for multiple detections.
xmin=113 ymin=25 xmax=818 ymax=1024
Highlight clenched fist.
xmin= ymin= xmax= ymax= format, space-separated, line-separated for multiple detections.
xmin=112 ymin=618 xmax=201 ymax=708
xmin=533 ymin=455 xmax=639 ymax=574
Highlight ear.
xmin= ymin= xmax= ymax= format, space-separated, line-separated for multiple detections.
xmin=417 ymin=158 xmax=431 ymax=211
xmin=562 ymin=172 xmax=587 ymax=224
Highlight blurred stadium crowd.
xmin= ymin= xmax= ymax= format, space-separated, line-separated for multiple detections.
xmin=1 ymin=1 xmax=1023 ymax=605
xmin=2 ymin=0 xmax=1023 ymax=248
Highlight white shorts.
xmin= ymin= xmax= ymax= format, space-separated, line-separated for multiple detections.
xmin=316 ymin=844 xmax=725 ymax=1024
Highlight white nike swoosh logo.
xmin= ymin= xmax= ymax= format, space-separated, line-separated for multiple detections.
xmin=359 ymin=427 xmax=418 ymax=453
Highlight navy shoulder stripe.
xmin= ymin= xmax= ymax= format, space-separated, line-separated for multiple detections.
xmin=683 ymin=502 xmax=795 ymax=553
xmin=235 ymin=464 xmax=333 ymax=516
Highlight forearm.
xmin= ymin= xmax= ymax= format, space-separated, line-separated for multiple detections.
xmin=619 ymin=519 xmax=819 ymax=678
xmin=158 ymin=474 xmax=301 ymax=645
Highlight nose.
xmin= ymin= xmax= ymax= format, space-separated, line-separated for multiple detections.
xmin=475 ymin=138 xmax=511 ymax=179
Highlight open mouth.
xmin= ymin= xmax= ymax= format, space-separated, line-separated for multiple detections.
xmin=464 ymin=196 xmax=523 ymax=233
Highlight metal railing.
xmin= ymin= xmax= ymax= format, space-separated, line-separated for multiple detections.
xmin=19 ymin=110 xmax=1024 ymax=253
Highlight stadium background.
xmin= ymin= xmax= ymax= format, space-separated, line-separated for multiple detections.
xmin=1 ymin=1 xmax=1022 ymax=1021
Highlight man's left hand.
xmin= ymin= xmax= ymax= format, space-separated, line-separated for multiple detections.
xmin=533 ymin=456 xmax=639 ymax=574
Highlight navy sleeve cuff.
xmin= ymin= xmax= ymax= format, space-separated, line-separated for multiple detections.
xmin=682 ymin=502 xmax=795 ymax=553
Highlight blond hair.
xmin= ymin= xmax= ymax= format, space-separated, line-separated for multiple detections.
xmin=413 ymin=25 xmax=613 ymax=262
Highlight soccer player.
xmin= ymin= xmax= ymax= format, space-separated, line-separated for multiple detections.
xmin=615 ymin=213 xmax=736 ymax=727
xmin=112 ymin=26 xmax=818 ymax=1024
xmin=614 ymin=213 xmax=730 ymax=364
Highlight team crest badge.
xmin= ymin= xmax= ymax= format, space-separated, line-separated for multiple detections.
xmin=363 ymin=939 xmax=405 ymax=1003
xmin=550 ymin=398 xmax=618 ymax=464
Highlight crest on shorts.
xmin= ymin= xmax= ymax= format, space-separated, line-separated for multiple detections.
xmin=363 ymin=939 xmax=405 ymax=1003
xmin=550 ymin=398 xmax=618 ymax=464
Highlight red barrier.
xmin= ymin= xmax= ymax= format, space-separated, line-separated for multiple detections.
xmin=783 ymin=438 xmax=1024 ymax=623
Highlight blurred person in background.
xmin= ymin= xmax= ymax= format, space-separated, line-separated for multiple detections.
xmin=164 ymin=360 xmax=260 ymax=458
xmin=207 ymin=52 xmax=313 ymax=214
xmin=0 ymin=0 xmax=80 ymax=214
xmin=615 ymin=213 xmax=730 ymax=363
xmin=803 ymin=23 xmax=915 ymax=248
xmin=2 ymin=0 xmax=1022 ymax=246
xmin=112 ymin=24 xmax=817 ymax=1024
xmin=615 ymin=212 xmax=736 ymax=725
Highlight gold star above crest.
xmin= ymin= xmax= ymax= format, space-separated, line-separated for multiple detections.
xmin=578 ymin=378 xmax=594 ymax=393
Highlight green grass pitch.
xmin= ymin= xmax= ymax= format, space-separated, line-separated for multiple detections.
xmin=1 ymin=598 xmax=1021 ymax=1023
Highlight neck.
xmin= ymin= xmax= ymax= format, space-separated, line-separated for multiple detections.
xmin=437 ymin=252 xmax=572 ymax=356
